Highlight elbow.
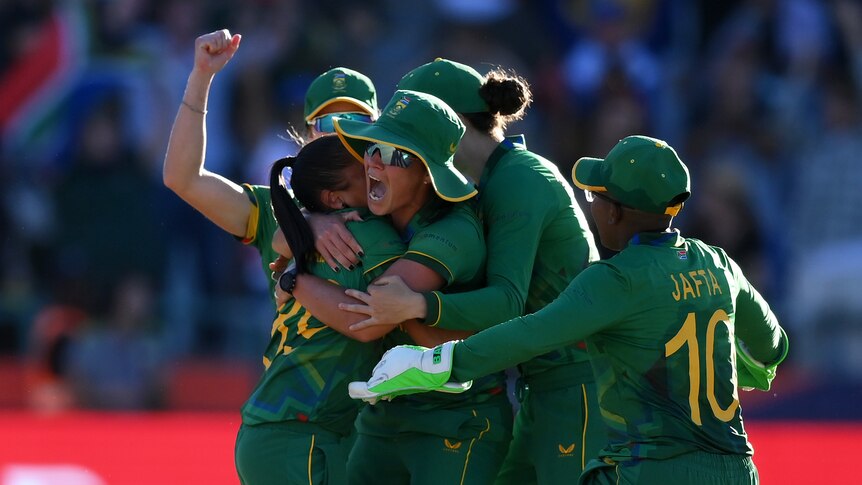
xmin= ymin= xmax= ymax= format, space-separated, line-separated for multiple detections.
xmin=161 ymin=156 xmax=193 ymax=194
xmin=162 ymin=165 xmax=182 ymax=193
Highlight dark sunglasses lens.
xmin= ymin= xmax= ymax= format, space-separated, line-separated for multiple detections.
xmin=365 ymin=143 xmax=414 ymax=168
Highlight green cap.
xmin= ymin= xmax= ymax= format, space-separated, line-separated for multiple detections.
xmin=397 ymin=58 xmax=489 ymax=113
xmin=304 ymin=67 xmax=378 ymax=123
xmin=572 ymin=135 xmax=691 ymax=216
xmin=333 ymin=90 xmax=476 ymax=202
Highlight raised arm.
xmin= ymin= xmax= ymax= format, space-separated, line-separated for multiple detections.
xmin=162 ymin=29 xmax=251 ymax=237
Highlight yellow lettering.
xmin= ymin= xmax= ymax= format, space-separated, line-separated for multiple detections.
xmin=689 ymin=271 xmax=704 ymax=297
xmin=707 ymin=269 xmax=723 ymax=295
xmin=697 ymin=269 xmax=712 ymax=296
xmin=671 ymin=273 xmax=681 ymax=301
xmin=665 ymin=313 xmax=701 ymax=425
xmin=705 ymin=309 xmax=739 ymax=422
xmin=666 ymin=309 xmax=739 ymax=427
xmin=680 ymin=273 xmax=696 ymax=300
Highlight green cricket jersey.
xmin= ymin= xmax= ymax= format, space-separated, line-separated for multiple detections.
xmin=451 ymin=230 xmax=787 ymax=460
xmin=240 ymin=201 xmax=405 ymax=436
xmin=425 ymin=136 xmax=599 ymax=377
xmin=358 ymin=200 xmax=508 ymax=436
xmin=240 ymin=185 xmax=282 ymax=302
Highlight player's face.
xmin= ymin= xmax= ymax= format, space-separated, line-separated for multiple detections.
xmin=327 ymin=160 xmax=368 ymax=209
xmin=364 ymin=143 xmax=429 ymax=222
xmin=587 ymin=190 xmax=624 ymax=251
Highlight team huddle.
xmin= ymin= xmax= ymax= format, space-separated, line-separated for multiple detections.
xmin=164 ymin=29 xmax=788 ymax=485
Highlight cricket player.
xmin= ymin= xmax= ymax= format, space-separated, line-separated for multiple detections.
xmin=340 ymin=59 xmax=605 ymax=483
xmin=274 ymin=90 xmax=513 ymax=484
xmin=162 ymin=29 xmax=383 ymax=485
xmin=163 ymin=29 xmax=378 ymax=298
xmin=236 ymin=136 xmax=405 ymax=484
xmin=349 ymin=135 xmax=789 ymax=484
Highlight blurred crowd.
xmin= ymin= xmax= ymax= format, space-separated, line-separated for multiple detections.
xmin=2 ymin=0 xmax=861 ymax=412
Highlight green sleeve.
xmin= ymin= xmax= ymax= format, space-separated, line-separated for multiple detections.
xmin=401 ymin=204 xmax=485 ymax=287
xmin=451 ymin=263 xmax=627 ymax=381
xmin=240 ymin=184 xmax=280 ymax=298
xmin=727 ymin=256 xmax=788 ymax=390
xmin=729 ymin=257 xmax=787 ymax=364
xmin=428 ymin=166 xmax=550 ymax=330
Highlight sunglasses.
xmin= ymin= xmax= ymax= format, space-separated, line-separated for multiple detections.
xmin=310 ymin=112 xmax=373 ymax=133
xmin=584 ymin=189 xmax=633 ymax=209
xmin=364 ymin=143 xmax=416 ymax=168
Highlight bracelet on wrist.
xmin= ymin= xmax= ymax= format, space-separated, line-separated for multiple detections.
xmin=181 ymin=99 xmax=207 ymax=115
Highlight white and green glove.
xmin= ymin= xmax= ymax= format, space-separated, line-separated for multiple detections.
xmin=736 ymin=334 xmax=787 ymax=391
xmin=348 ymin=341 xmax=472 ymax=404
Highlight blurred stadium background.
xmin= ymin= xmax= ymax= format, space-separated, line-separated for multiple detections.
xmin=1 ymin=0 xmax=861 ymax=483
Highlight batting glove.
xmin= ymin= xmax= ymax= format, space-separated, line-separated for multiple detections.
xmin=348 ymin=341 xmax=471 ymax=404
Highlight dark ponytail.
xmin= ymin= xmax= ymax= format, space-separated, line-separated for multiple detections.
xmin=269 ymin=134 xmax=363 ymax=274
xmin=270 ymin=157 xmax=316 ymax=274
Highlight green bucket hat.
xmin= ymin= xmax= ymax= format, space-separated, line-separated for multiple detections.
xmin=333 ymin=89 xmax=476 ymax=202
xmin=304 ymin=67 xmax=378 ymax=123
xmin=397 ymin=58 xmax=489 ymax=114
xmin=572 ymin=135 xmax=691 ymax=216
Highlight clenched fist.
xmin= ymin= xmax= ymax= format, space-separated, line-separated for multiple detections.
xmin=193 ymin=29 xmax=242 ymax=75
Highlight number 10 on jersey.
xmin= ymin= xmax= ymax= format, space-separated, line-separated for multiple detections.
xmin=665 ymin=310 xmax=740 ymax=426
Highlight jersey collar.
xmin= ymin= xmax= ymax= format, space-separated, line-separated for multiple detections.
xmin=400 ymin=201 xmax=441 ymax=243
xmin=479 ymin=134 xmax=527 ymax=194
xmin=629 ymin=229 xmax=683 ymax=247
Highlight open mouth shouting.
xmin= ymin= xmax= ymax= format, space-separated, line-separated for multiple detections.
xmin=367 ymin=172 xmax=387 ymax=202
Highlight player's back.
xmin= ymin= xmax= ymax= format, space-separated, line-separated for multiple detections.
xmin=586 ymin=231 xmax=753 ymax=461
xmin=483 ymin=144 xmax=599 ymax=376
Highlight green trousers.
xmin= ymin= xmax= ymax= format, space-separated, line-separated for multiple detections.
xmin=495 ymin=368 xmax=604 ymax=484
xmin=348 ymin=396 xmax=513 ymax=485
xmin=580 ymin=450 xmax=758 ymax=484
xmin=235 ymin=421 xmax=350 ymax=485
